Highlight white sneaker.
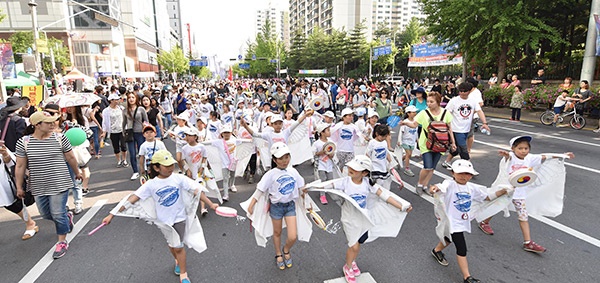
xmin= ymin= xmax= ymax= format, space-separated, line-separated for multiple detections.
xmin=74 ymin=204 xmax=83 ymax=215
xmin=231 ymin=186 xmax=237 ymax=193
xmin=130 ymin=172 xmax=140 ymax=180
xmin=594 ymin=128 xmax=600 ymax=133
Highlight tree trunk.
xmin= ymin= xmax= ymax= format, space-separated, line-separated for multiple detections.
xmin=462 ymin=51 xmax=468 ymax=80
xmin=497 ymin=43 xmax=509 ymax=85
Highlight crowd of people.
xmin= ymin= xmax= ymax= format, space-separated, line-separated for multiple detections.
xmin=0 ymin=75 xmax=575 ymax=283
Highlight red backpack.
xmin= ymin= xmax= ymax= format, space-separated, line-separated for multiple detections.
xmin=424 ymin=109 xmax=450 ymax=153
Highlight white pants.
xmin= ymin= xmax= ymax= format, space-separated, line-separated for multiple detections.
xmin=222 ymin=168 xmax=235 ymax=198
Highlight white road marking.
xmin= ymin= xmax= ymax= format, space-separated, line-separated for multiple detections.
xmin=489 ymin=118 xmax=535 ymax=127
xmin=19 ymin=199 xmax=108 ymax=283
xmin=474 ymin=140 xmax=600 ymax=174
xmin=407 ymin=160 xmax=600 ymax=249
xmin=324 ymin=272 xmax=377 ymax=283
xmin=489 ymin=124 xmax=600 ymax=148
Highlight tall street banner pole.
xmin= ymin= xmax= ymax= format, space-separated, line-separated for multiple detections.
xmin=581 ymin=0 xmax=600 ymax=84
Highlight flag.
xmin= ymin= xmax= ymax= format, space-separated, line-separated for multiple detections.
xmin=228 ymin=66 xmax=233 ymax=81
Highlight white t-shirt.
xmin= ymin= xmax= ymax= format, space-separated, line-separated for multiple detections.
xmin=207 ymin=120 xmax=222 ymax=141
xmin=553 ymin=95 xmax=568 ymax=107
xmin=221 ymin=112 xmax=234 ymax=129
xmin=445 ymin=95 xmax=482 ymax=133
xmin=171 ymin=125 xmax=190 ymax=147
xmin=257 ymin=167 xmax=305 ymax=204
xmin=182 ymin=143 xmax=208 ymax=180
xmin=107 ymin=106 xmax=124 ymax=133
xmin=469 ymin=88 xmax=484 ymax=119
xmin=256 ymin=127 xmax=293 ymax=149
xmin=356 ymin=119 xmax=366 ymax=134
xmin=331 ymin=122 xmax=360 ymax=153
xmin=282 ymin=119 xmax=295 ymax=130
xmin=312 ymin=138 xmax=335 ymax=172
xmin=332 ymin=176 xmax=378 ymax=209
xmin=400 ymin=122 xmax=418 ymax=146
xmin=134 ymin=174 xmax=199 ymax=226
xmin=138 ymin=140 xmax=167 ymax=170
xmin=507 ymin=152 xmax=543 ymax=199
xmin=366 ymin=139 xmax=389 ymax=173
xmin=198 ymin=103 xmax=213 ymax=118
xmin=208 ymin=137 xmax=244 ymax=169
xmin=437 ymin=179 xmax=488 ymax=233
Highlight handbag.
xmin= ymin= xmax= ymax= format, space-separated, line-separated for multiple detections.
xmin=123 ymin=128 xmax=134 ymax=142
xmin=72 ymin=142 xmax=92 ymax=167
xmin=5 ymin=163 xmax=35 ymax=206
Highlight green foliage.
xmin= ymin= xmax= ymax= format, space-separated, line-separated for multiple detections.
xmin=156 ymin=46 xmax=189 ymax=74
xmin=396 ymin=18 xmax=425 ymax=59
xmin=483 ymin=86 xmax=516 ymax=106
xmin=190 ymin=66 xmax=211 ymax=79
xmin=8 ymin=31 xmax=71 ymax=75
xmin=244 ymin=19 xmax=285 ymax=77
xmin=522 ymin=85 xmax=563 ymax=110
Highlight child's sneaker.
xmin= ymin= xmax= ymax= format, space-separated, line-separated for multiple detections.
xmin=431 ymin=249 xmax=449 ymax=266
xmin=416 ymin=184 xmax=424 ymax=196
xmin=478 ymin=221 xmax=494 ymax=235
xmin=403 ymin=168 xmax=415 ymax=177
xmin=174 ymin=264 xmax=180 ymax=275
xmin=351 ymin=261 xmax=361 ymax=276
xmin=523 ymin=241 xmax=546 ymax=253
xmin=248 ymin=175 xmax=254 ymax=184
xmin=201 ymin=208 xmax=208 ymax=217
xmin=342 ymin=264 xmax=356 ymax=283
xmin=441 ymin=161 xmax=452 ymax=170
xmin=320 ymin=195 xmax=328 ymax=205
xmin=180 ymin=278 xmax=191 ymax=283
xmin=464 ymin=276 xmax=481 ymax=283
xmin=52 ymin=241 xmax=69 ymax=259
xmin=67 ymin=211 xmax=74 ymax=233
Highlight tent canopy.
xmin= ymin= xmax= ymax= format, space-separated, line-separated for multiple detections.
xmin=63 ymin=68 xmax=94 ymax=81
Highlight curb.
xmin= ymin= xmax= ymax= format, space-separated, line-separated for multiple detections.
xmin=485 ymin=111 xmax=598 ymax=131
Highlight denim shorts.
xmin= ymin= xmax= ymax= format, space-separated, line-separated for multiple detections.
xmin=422 ymin=151 xmax=442 ymax=170
xmin=554 ymin=106 xmax=565 ymax=114
xmin=269 ymin=201 xmax=296 ymax=220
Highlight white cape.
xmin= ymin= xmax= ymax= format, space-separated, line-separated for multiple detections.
xmin=256 ymin=124 xmax=313 ymax=170
xmin=306 ymin=179 xmax=411 ymax=246
xmin=198 ymin=165 xmax=223 ymax=204
xmin=204 ymin=139 xmax=254 ymax=181
xmin=239 ymin=191 xmax=319 ymax=247
xmin=110 ymin=190 xmax=207 ymax=254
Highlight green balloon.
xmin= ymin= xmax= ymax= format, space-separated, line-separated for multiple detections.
xmin=65 ymin=128 xmax=87 ymax=146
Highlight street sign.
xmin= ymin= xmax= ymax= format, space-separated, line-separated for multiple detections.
xmin=36 ymin=39 xmax=48 ymax=53
xmin=386 ymin=38 xmax=391 ymax=45
xmin=94 ymin=12 xmax=118 ymax=27
xmin=27 ymin=47 xmax=32 ymax=55
xmin=238 ymin=54 xmax=242 ymax=60
xmin=270 ymin=59 xmax=278 ymax=63
xmin=201 ymin=56 xmax=207 ymax=59
xmin=238 ymin=63 xmax=250 ymax=69
xmin=252 ymin=54 xmax=256 ymax=60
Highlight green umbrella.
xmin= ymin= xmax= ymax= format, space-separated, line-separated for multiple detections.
xmin=3 ymin=76 xmax=37 ymax=88
xmin=16 ymin=71 xmax=52 ymax=87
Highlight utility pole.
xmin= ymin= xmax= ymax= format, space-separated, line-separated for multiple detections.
xmin=581 ymin=0 xmax=600 ymax=84
xmin=369 ymin=46 xmax=373 ymax=80
xmin=29 ymin=0 xmax=46 ymax=98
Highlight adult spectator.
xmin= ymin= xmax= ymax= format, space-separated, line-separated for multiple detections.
xmin=402 ymin=92 xmax=455 ymax=195
xmin=487 ymin=73 xmax=498 ymax=88
xmin=440 ymin=82 xmax=489 ymax=175
xmin=409 ymin=87 xmax=427 ymax=113
xmin=509 ymin=75 xmax=521 ymax=87
xmin=559 ymin=77 xmax=574 ymax=91
xmin=567 ymin=80 xmax=593 ymax=113
xmin=530 ymin=68 xmax=546 ymax=86
xmin=0 ymin=97 xmax=28 ymax=152
xmin=159 ymin=89 xmax=173 ymax=131
xmin=431 ymin=79 xmax=442 ymax=93
xmin=122 ymin=92 xmax=148 ymax=181
xmin=15 ymin=111 xmax=82 ymax=259
xmin=329 ymin=78 xmax=339 ymax=112
xmin=142 ymin=96 xmax=164 ymax=139
xmin=254 ymin=85 xmax=267 ymax=102
xmin=175 ymin=88 xmax=187 ymax=115
xmin=286 ymin=85 xmax=303 ymax=119
xmin=442 ymin=82 xmax=457 ymax=107
xmin=102 ymin=93 xmax=128 ymax=168
xmin=465 ymin=78 xmax=484 ymax=153
xmin=371 ymin=88 xmax=393 ymax=124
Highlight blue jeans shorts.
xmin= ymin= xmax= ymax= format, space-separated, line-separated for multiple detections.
xmin=269 ymin=201 xmax=296 ymax=220
xmin=422 ymin=151 xmax=442 ymax=170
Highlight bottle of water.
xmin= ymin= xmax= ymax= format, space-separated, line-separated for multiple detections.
xmin=481 ymin=128 xmax=491 ymax=135
xmin=75 ymin=179 xmax=83 ymax=189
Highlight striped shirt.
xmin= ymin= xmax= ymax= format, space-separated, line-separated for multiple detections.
xmin=15 ymin=133 xmax=73 ymax=196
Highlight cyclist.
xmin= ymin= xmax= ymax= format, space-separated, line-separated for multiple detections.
xmin=552 ymin=90 xmax=576 ymax=127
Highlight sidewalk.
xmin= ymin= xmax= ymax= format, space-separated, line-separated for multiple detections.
xmin=482 ymin=106 xmax=599 ymax=131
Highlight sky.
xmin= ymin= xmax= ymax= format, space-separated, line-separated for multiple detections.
xmin=183 ymin=0 xmax=288 ymax=65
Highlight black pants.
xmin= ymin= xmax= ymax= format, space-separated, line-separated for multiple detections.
xmin=511 ymin=108 xmax=521 ymax=120
xmin=444 ymin=232 xmax=467 ymax=256
xmin=246 ymin=153 xmax=257 ymax=175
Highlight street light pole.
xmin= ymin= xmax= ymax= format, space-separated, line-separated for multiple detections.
xmin=29 ymin=0 xmax=46 ymax=97
xmin=581 ymin=0 xmax=600 ymax=84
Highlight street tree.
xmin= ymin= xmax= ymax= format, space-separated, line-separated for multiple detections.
xmin=156 ymin=46 xmax=189 ymax=75
xmin=420 ymin=0 xmax=561 ymax=81
xmin=7 ymin=31 xmax=71 ymax=75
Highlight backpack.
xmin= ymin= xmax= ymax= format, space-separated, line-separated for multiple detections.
xmin=424 ymin=109 xmax=450 ymax=153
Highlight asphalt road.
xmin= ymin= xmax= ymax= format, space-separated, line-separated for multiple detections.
xmin=1 ymin=116 xmax=599 ymax=283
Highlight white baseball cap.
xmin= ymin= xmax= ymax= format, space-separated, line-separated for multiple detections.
xmin=346 ymin=155 xmax=372 ymax=172
xmin=270 ymin=142 xmax=291 ymax=158
xmin=367 ymin=109 xmax=379 ymax=118
xmin=197 ymin=116 xmax=208 ymax=125
xmin=175 ymin=113 xmax=189 ymax=121
xmin=509 ymin=135 xmax=532 ymax=147
xmin=405 ymin=105 xmax=417 ymax=113
xmin=323 ymin=111 xmax=335 ymax=118
xmin=315 ymin=122 xmax=331 ymax=133
xmin=108 ymin=93 xmax=121 ymax=101
xmin=184 ymin=127 xmax=198 ymax=136
xmin=354 ymin=108 xmax=366 ymax=116
xmin=451 ymin=159 xmax=476 ymax=174
xmin=341 ymin=108 xmax=354 ymax=117
xmin=271 ymin=114 xmax=283 ymax=123
xmin=220 ymin=124 xmax=233 ymax=133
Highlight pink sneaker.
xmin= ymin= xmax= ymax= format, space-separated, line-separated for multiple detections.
xmin=320 ymin=195 xmax=328 ymax=205
xmin=343 ymin=264 xmax=355 ymax=283
xmin=478 ymin=221 xmax=494 ymax=235
xmin=351 ymin=261 xmax=361 ymax=276
xmin=523 ymin=241 xmax=546 ymax=253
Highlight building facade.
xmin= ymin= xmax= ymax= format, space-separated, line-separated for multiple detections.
xmin=255 ymin=6 xmax=290 ymax=49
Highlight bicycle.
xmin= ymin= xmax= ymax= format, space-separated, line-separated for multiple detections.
xmin=540 ymin=103 xmax=586 ymax=130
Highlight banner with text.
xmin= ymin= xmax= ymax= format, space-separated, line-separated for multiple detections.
xmin=408 ymin=42 xmax=462 ymax=67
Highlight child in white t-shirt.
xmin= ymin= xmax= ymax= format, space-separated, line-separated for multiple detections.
xmin=477 ymin=136 xmax=574 ymax=253
xmin=399 ymin=105 xmax=418 ymax=176
xmin=429 ymin=159 xmax=508 ymax=283
xmin=168 ymin=114 xmax=191 ymax=173
xmin=312 ymin=122 xmax=336 ymax=205
xmin=207 ymin=111 xmax=222 ymax=141
xmin=366 ymin=124 xmax=391 ymax=187
xmin=181 ymin=128 xmax=209 ymax=215
xmin=282 ymin=108 xmax=295 ymax=130
xmin=221 ymin=104 xmax=234 ymax=130
xmin=247 ymin=142 xmax=305 ymax=270
xmin=331 ymin=155 xmax=411 ymax=283
xmin=331 ymin=108 xmax=361 ymax=170
xmin=103 ymin=150 xmax=218 ymax=283
xmin=138 ymin=125 xmax=167 ymax=180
